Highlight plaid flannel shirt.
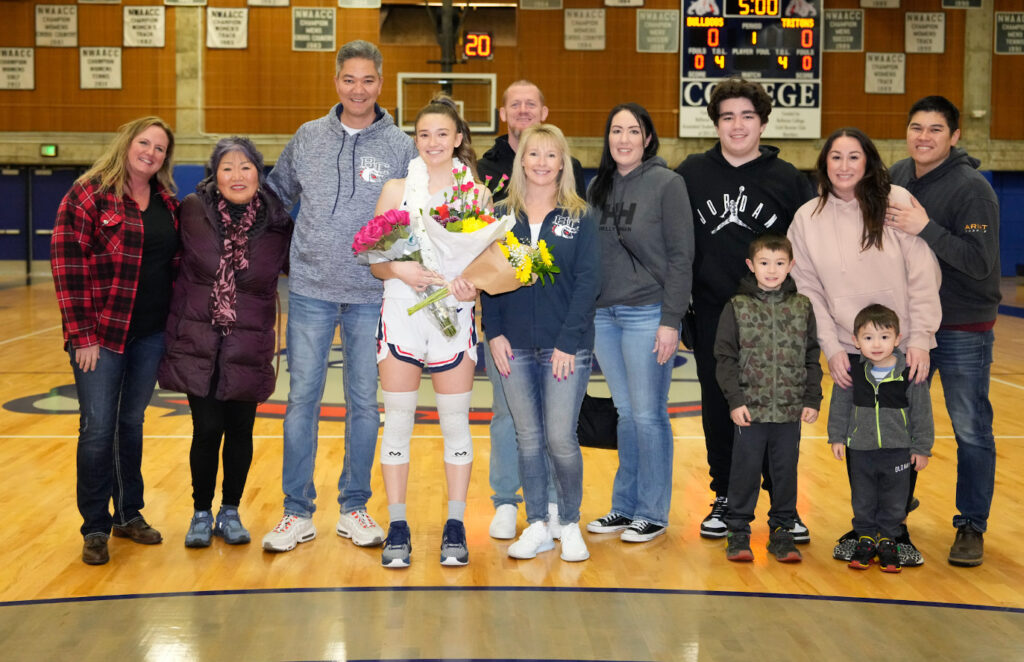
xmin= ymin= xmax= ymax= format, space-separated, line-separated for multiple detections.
xmin=50 ymin=178 xmax=180 ymax=354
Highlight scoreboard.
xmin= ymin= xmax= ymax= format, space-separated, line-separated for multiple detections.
xmin=679 ymin=0 xmax=823 ymax=139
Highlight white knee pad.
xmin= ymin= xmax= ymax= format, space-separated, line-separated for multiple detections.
xmin=436 ymin=391 xmax=473 ymax=465
xmin=380 ymin=390 xmax=418 ymax=465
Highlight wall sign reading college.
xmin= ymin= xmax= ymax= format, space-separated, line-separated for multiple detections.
xmin=0 ymin=48 xmax=34 ymax=90
xmin=679 ymin=0 xmax=823 ymax=138
xmin=292 ymin=7 xmax=335 ymax=51
xmin=80 ymin=47 xmax=122 ymax=89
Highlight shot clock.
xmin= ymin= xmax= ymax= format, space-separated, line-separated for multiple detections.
xmin=679 ymin=0 xmax=823 ymax=139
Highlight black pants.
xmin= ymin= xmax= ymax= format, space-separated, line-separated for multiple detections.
xmin=848 ymin=447 xmax=912 ymax=540
xmin=723 ymin=421 xmax=800 ymax=534
xmin=187 ymin=392 xmax=258 ymax=511
xmin=693 ymin=302 xmax=774 ymax=497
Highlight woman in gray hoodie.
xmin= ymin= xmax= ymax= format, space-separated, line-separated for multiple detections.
xmin=584 ymin=103 xmax=694 ymax=543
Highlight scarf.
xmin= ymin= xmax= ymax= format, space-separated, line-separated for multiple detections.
xmin=210 ymin=195 xmax=260 ymax=335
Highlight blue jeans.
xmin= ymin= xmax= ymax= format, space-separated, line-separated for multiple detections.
xmin=282 ymin=291 xmax=381 ymax=516
xmin=594 ymin=304 xmax=675 ymax=527
xmin=501 ymin=348 xmax=591 ymax=524
xmin=71 ymin=332 xmax=165 ymax=538
xmin=931 ymin=329 xmax=996 ymax=533
xmin=484 ymin=339 xmax=557 ymax=509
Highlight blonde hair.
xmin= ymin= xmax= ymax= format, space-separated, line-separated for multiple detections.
xmin=78 ymin=116 xmax=176 ymax=198
xmin=500 ymin=124 xmax=587 ymax=220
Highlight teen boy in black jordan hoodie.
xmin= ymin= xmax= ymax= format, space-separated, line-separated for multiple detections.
xmin=675 ymin=79 xmax=815 ymax=541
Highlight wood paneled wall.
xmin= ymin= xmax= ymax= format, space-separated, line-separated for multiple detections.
xmin=0 ymin=0 xmax=1019 ymax=141
xmin=0 ymin=0 xmax=176 ymax=132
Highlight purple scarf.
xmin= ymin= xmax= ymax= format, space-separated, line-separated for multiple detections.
xmin=210 ymin=195 xmax=260 ymax=334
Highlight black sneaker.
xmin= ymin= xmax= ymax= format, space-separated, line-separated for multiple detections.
xmin=895 ymin=524 xmax=924 ymax=567
xmin=788 ymin=515 xmax=810 ymax=544
xmin=699 ymin=496 xmax=728 ymax=539
xmin=948 ymin=525 xmax=984 ymax=567
xmin=726 ymin=531 xmax=754 ymax=562
xmin=767 ymin=527 xmax=802 ymax=563
xmin=620 ymin=519 xmax=666 ymax=543
xmin=876 ymin=537 xmax=901 ymax=573
xmin=833 ymin=529 xmax=857 ymax=561
xmin=586 ymin=512 xmax=631 ymax=534
xmin=440 ymin=519 xmax=469 ymax=566
xmin=848 ymin=536 xmax=876 ymax=570
xmin=381 ymin=521 xmax=412 ymax=569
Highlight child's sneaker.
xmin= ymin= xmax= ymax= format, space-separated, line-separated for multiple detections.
xmin=381 ymin=521 xmax=412 ymax=568
xmin=185 ymin=510 xmax=213 ymax=548
xmin=214 ymin=507 xmax=251 ymax=545
xmin=725 ymin=531 xmax=753 ymax=562
xmin=848 ymin=536 xmax=876 ymax=570
xmin=876 ymin=537 xmax=901 ymax=573
xmin=767 ymin=527 xmax=802 ymax=563
xmin=895 ymin=524 xmax=924 ymax=567
xmin=700 ymin=496 xmax=728 ymax=538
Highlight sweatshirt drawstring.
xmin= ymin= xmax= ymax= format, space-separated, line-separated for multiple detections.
xmin=331 ymin=131 xmax=347 ymax=215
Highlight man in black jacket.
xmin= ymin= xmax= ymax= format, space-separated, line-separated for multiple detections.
xmin=888 ymin=95 xmax=1001 ymax=567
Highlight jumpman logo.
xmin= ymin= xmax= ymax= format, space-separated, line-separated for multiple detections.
xmin=697 ymin=186 xmax=778 ymax=235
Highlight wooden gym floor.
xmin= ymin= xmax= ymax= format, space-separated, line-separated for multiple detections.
xmin=0 ymin=277 xmax=1022 ymax=661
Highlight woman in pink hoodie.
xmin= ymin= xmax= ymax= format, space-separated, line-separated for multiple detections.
xmin=788 ymin=127 xmax=941 ymax=565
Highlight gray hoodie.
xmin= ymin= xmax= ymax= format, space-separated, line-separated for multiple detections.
xmin=827 ymin=349 xmax=933 ymax=457
xmin=269 ymin=104 xmax=417 ymax=304
xmin=593 ymin=156 xmax=694 ymax=328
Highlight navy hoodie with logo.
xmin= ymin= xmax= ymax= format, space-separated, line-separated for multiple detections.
xmin=480 ymin=208 xmax=599 ymax=354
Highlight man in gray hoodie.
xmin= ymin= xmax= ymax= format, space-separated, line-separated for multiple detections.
xmin=262 ymin=40 xmax=417 ymax=553
xmin=888 ymin=95 xmax=1001 ymax=568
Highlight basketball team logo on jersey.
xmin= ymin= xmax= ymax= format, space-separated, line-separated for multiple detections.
xmin=551 ymin=215 xmax=579 ymax=239
xmin=358 ymin=156 xmax=392 ymax=183
xmin=695 ymin=185 xmax=780 ymax=235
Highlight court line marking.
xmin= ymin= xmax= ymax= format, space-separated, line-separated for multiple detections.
xmin=2 ymin=584 xmax=1023 ymax=614
xmin=4 ymin=435 xmax=1023 ymax=440
xmin=0 ymin=324 xmax=61 ymax=346
xmin=992 ymin=377 xmax=1024 ymax=391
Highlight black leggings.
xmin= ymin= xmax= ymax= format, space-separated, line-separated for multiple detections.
xmin=187 ymin=393 xmax=258 ymax=511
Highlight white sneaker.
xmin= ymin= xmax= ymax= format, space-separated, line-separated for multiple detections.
xmin=262 ymin=515 xmax=316 ymax=552
xmin=336 ymin=510 xmax=385 ymax=547
xmin=559 ymin=522 xmax=590 ymax=562
xmin=489 ymin=504 xmax=518 ymax=540
xmin=507 ymin=521 xmax=555 ymax=559
xmin=547 ymin=502 xmax=562 ymax=540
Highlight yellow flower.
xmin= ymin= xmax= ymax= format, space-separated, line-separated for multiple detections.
xmin=499 ymin=243 xmax=510 ymax=259
xmin=537 ymin=241 xmax=554 ymax=267
xmin=462 ymin=216 xmax=488 ymax=233
xmin=505 ymin=231 xmax=520 ymax=248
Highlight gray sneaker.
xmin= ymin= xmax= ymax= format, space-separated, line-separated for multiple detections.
xmin=440 ymin=519 xmax=469 ymax=566
xmin=382 ymin=521 xmax=412 ymax=569
xmin=767 ymin=527 xmax=802 ymax=563
xmin=185 ymin=511 xmax=213 ymax=548
xmin=948 ymin=525 xmax=984 ymax=567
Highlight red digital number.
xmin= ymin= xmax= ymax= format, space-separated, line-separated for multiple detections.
xmin=708 ymin=28 xmax=719 ymax=47
xmin=801 ymin=29 xmax=813 ymax=48
xmin=694 ymin=54 xmax=705 ymax=70
xmin=464 ymin=33 xmax=492 ymax=59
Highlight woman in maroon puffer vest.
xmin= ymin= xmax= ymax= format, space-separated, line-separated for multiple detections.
xmin=158 ymin=137 xmax=293 ymax=548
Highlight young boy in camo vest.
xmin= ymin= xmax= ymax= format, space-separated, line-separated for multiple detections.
xmin=713 ymin=234 xmax=823 ymax=563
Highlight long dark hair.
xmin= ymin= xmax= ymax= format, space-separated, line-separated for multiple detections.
xmin=814 ymin=127 xmax=890 ymax=252
xmin=587 ymin=103 xmax=659 ymax=210
xmin=414 ymin=93 xmax=478 ymax=177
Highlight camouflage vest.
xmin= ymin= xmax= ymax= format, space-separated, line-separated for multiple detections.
xmin=732 ymin=291 xmax=813 ymax=423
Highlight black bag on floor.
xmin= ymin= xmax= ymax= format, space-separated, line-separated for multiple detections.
xmin=577 ymin=393 xmax=618 ymax=449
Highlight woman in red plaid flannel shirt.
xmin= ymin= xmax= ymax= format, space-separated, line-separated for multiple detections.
xmin=50 ymin=116 xmax=180 ymax=566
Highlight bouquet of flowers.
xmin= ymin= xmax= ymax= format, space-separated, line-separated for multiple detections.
xmin=351 ymin=208 xmax=418 ymax=264
xmin=407 ymin=230 xmax=560 ymax=315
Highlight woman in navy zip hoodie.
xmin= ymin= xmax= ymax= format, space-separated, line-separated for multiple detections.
xmin=481 ymin=124 xmax=599 ymax=562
